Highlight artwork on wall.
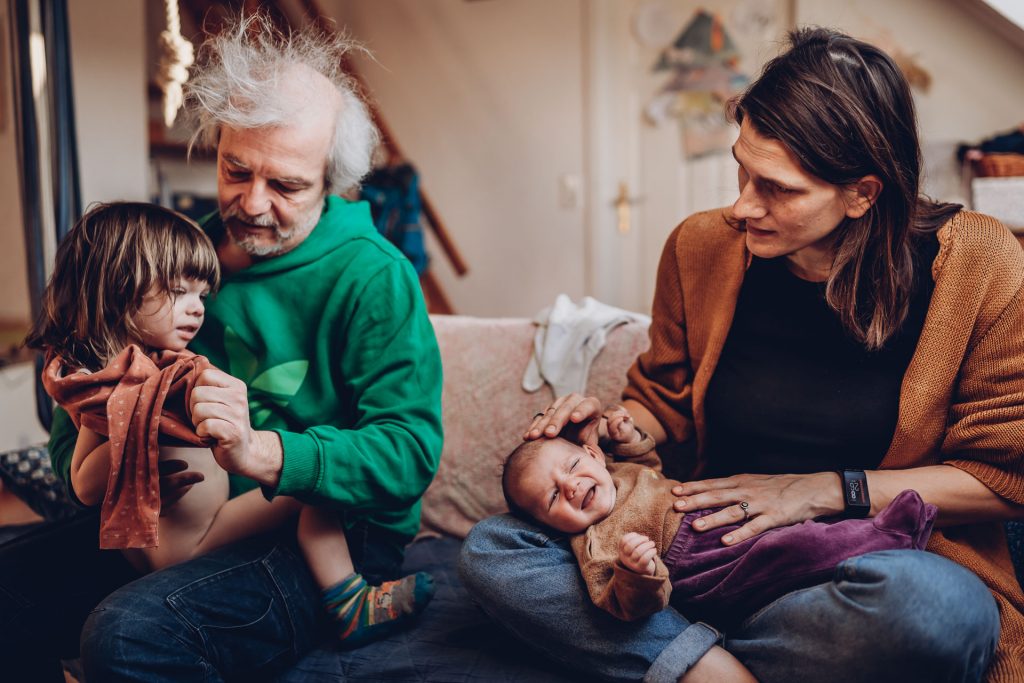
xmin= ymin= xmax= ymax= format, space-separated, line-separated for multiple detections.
xmin=634 ymin=0 xmax=793 ymax=158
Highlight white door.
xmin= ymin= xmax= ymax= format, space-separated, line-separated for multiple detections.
xmin=584 ymin=0 xmax=791 ymax=313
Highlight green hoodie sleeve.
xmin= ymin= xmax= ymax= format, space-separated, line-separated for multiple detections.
xmin=268 ymin=258 xmax=443 ymax=513
xmin=47 ymin=405 xmax=84 ymax=506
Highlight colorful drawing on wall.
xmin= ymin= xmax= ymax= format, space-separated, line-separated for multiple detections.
xmin=645 ymin=9 xmax=749 ymax=158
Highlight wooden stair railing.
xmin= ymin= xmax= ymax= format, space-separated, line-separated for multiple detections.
xmin=171 ymin=0 xmax=468 ymax=314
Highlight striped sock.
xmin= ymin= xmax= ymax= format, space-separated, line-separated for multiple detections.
xmin=322 ymin=571 xmax=435 ymax=648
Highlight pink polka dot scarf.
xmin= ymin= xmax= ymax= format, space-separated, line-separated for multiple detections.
xmin=43 ymin=346 xmax=214 ymax=549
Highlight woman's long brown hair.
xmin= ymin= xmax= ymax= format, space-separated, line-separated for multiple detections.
xmin=25 ymin=202 xmax=220 ymax=370
xmin=731 ymin=28 xmax=960 ymax=350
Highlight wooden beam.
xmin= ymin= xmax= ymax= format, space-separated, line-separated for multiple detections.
xmin=296 ymin=0 xmax=469 ymax=276
xmin=176 ymin=1 xmax=469 ymax=301
xmin=419 ymin=270 xmax=454 ymax=315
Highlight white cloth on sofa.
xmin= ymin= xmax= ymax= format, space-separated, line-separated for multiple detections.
xmin=522 ymin=294 xmax=650 ymax=396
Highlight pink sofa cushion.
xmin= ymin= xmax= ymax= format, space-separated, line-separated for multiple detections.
xmin=420 ymin=315 xmax=650 ymax=539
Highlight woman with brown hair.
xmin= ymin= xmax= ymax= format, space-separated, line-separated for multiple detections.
xmin=461 ymin=27 xmax=1023 ymax=682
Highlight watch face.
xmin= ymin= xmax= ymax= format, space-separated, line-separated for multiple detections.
xmin=842 ymin=471 xmax=871 ymax=518
xmin=845 ymin=477 xmax=868 ymax=506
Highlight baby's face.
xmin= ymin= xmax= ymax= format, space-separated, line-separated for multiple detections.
xmin=515 ymin=440 xmax=616 ymax=533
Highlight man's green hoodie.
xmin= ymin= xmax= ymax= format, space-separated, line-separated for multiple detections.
xmin=49 ymin=196 xmax=443 ymax=550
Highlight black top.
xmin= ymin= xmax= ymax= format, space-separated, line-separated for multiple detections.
xmin=702 ymin=235 xmax=940 ymax=477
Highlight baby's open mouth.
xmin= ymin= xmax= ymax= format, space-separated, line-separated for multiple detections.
xmin=581 ymin=485 xmax=595 ymax=510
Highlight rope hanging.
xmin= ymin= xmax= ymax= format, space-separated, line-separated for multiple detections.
xmin=155 ymin=0 xmax=193 ymax=128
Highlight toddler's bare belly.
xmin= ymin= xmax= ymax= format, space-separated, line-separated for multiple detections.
xmin=121 ymin=445 xmax=229 ymax=573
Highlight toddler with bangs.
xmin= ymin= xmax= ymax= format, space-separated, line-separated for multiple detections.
xmin=26 ymin=202 xmax=432 ymax=647
xmin=502 ymin=409 xmax=937 ymax=623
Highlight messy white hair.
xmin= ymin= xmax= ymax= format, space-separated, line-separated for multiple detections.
xmin=184 ymin=14 xmax=379 ymax=194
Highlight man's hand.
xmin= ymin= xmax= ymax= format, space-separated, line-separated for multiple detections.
xmin=618 ymin=532 xmax=658 ymax=575
xmin=190 ymin=367 xmax=282 ymax=487
xmin=158 ymin=459 xmax=204 ymax=511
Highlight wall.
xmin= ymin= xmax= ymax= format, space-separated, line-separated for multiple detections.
xmin=799 ymin=0 xmax=1024 ymax=143
xmin=0 ymin=0 xmax=1018 ymax=445
xmin=68 ymin=0 xmax=147 ymax=204
xmin=0 ymin=363 xmax=48 ymax=449
xmin=0 ymin=1 xmax=1020 ymax=320
xmin=326 ymin=0 xmax=588 ymax=318
xmin=798 ymin=0 xmax=1024 ymax=203
xmin=0 ymin=0 xmax=146 ymax=449
xmin=319 ymin=0 xmax=1024 ymax=316
xmin=0 ymin=2 xmax=28 ymax=323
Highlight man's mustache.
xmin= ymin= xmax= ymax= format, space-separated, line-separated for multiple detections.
xmin=223 ymin=205 xmax=278 ymax=229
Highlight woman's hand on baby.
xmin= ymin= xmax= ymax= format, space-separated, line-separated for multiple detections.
xmin=523 ymin=393 xmax=603 ymax=446
xmin=619 ymin=532 xmax=658 ymax=575
xmin=671 ymin=472 xmax=844 ymax=546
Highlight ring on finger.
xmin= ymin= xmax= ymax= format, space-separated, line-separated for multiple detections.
xmin=739 ymin=500 xmax=750 ymax=521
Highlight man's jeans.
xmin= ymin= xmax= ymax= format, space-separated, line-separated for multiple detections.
xmin=80 ymin=523 xmax=402 ymax=682
xmin=0 ymin=510 xmax=401 ymax=682
xmin=460 ymin=514 xmax=1000 ymax=683
xmin=79 ymin=533 xmax=321 ymax=681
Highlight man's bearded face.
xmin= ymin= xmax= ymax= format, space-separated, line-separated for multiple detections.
xmin=216 ymin=120 xmax=331 ymax=259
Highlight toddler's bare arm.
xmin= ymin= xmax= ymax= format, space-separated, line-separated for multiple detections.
xmin=70 ymin=426 xmax=111 ymax=506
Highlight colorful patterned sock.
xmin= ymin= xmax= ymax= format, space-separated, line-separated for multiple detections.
xmin=322 ymin=571 xmax=435 ymax=648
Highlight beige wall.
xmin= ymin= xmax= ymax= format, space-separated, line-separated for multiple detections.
xmin=798 ymin=0 xmax=1024 ymax=143
xmin=0 ymin=0 xmax=1022 ymax=324
xmin=0 ymin=0 xmax=145 ymax=447
xmin=327 ymin=0 xmax=588 ymax=318
xmin=69 ymin=0 xmax=147 ymax=204
xmin=0 ymin=2 xmax=29 ymax=323
xmin=0 ymin=0 xmax=1020 ymax=445
xmin=0 ymin=363 xmax=49 ymax=449
xmin=324 ymin=0 xmax=1024 ymax=316
xmin=0 ymin=0 xmax=146 ymax=319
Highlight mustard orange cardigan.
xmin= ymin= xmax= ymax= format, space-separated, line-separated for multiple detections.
xmin=623 ymin=209 xmax=1024 ymax=680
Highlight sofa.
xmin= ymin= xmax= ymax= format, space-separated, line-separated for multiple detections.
xmin=4 ymin=314 xmax=1023 ymax=681
xmin=275 ymin=315 xmax=651 ymax=681
xmin=0 ymin=315 xmax=648 ymax=681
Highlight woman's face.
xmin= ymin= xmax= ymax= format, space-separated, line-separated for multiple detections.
xmin=731 ymin=119 xmax=863 ymax=279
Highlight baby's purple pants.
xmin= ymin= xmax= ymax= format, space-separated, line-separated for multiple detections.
xmin=666 ymin=489 xmax=936 ymax=621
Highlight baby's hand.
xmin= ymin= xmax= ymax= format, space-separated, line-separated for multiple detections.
xmin=603 ymin=405 xmax=640 ymax=444
xmin=619 ymin=532 xmax=658 ymax=575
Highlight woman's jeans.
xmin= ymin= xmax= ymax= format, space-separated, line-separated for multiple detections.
xmin=459 ymin=514 xmax=1001 ymax=683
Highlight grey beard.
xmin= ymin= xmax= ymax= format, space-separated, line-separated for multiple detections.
xmin=222 ymin=205 xmax=320 ymax=257
xmin=229 ymin=226 xmax=294 ymax=257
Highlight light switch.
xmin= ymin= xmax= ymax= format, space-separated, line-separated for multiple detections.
xmin=559 ymin=174 xmax=582 ymax=209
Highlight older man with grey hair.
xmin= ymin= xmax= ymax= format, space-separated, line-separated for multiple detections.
xmin=2 ymin=16 xmax=443 ymax=681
